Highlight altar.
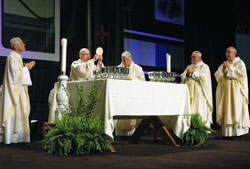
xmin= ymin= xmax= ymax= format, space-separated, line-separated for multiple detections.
xmin=48 ymin=79 xmax=191 ymax=143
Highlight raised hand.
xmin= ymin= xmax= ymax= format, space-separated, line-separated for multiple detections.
xmin=25 ymin=61 xmax=36 ymax=70
xmin=93 ymin=54 xmax=100 ymax=61
xmin=98 ymin=55 xmax=103 ymax=61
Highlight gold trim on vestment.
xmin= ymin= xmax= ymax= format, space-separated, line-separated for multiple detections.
xmin=24 ymin=86 xmax=30 ymax=133
xmin=184 ymin=65 xmax=213 ymax=120
xmin=216 ymin=62 xmax=249 ymax=128
xmin=199 ymin=75 xmax=213 ymax=118
xmin=3 ymin=60 xmax=23 ymax=124
xmin=128 ymin=66 xmax=133 ymax=80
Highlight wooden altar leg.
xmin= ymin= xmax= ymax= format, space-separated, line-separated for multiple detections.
xmin=151 ymin=116 xmax=179 ymax=147
xmin=131 ymin=118 xmax=152 ymax=143
xmin=43 ymin=122 xmax=56 ymax=139
xmin=108 ymin=140 xmax=116 ymax=152
xmin=112 ymin=115 xmax=180 ymax=150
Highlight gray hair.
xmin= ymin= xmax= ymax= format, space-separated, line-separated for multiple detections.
xmin=192 ymin=51 xmax=202 ymax=57
xmin=227 ymin=46 xmax=237 ymax=54
xmin=121 ymin=51 xmax=132 ymax=59
xmin=10 ymin=37 xmax=21 ymax=50
xmin=79 ymin=48 xmax=88 ymax=55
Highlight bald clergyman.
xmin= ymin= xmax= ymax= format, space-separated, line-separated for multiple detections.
xmin=215 ymin=46 xmax=250 ymax=138
xmin=69 ymin=48 xmax=103 ymax=81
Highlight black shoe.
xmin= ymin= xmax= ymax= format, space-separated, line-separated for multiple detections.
xmin=222 ymin=136 xmax=232 ymax=140
xmin=232 ymin=136 xmax=242 ymax=140
xmin=119 ymin=136 xmax=128 ymax=141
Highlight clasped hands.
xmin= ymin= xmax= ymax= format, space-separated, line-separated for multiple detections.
xmin=223 ymin=61 xmax=230 ymax=74
xmin=24 ymin=61 xmax=36 ymax=70
xmin=187 ymin=66 xmax=194 ymax=75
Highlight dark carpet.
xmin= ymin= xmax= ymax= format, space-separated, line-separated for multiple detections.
xmin=0 ymin=129 xmax=250 ymax=169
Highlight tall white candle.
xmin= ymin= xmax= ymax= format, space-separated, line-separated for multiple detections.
xmin=166 ymin=53 xmax=171 ymax=73
xmin=61 ymin=38 xmax=67 ymax=73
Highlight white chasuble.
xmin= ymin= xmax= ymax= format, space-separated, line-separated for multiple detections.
xmin=181 ymin=61 xmax=213 ymax=128
xmin=215 ymin=57 xmax=250 ymax=136
xmin=0 ymin=50 xmax=32 ymax=144
xmin=118 ymin=62 xmax=145 ymax=81
xmin=69 ymin=59 xmax=101 ymax=81
xmin=115 ymin=62 xmax=145 ymax=136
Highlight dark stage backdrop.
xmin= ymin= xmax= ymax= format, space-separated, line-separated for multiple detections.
xmin=0 ymin=0 xmax=248 ymax=135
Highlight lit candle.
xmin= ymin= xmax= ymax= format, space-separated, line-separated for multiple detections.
xmin=166 ymin=53 xmax=171 ymax=73
xmin=61 ymin=38 xmax=67 ymax=74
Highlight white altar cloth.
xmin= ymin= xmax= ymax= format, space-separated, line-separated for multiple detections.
xmin=49 ymin=79 xmax=191 ymax=139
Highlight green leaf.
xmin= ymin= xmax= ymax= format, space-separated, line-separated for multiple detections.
xmin=180 ymin=113 xmax=215 ymax=147
xmin=44 ymin=84 xmax=111 ymax=156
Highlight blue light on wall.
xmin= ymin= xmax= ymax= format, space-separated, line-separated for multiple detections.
xmin=124 ymin=29 xmax=184 ymax=42
xmin=124 ymin=37 xmax=184 ymax=69
xmin=156 ymin=43 xmax=171 ymax=67
xmin=124 ymin=29 xmax=184 ymax=70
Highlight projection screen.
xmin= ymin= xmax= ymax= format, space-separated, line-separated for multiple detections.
xmin=0 ymin=0 xmax=60 ymax=61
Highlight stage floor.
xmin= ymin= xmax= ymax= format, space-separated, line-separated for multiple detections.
xmin=0 ymin=128 xmax=250 ymax=169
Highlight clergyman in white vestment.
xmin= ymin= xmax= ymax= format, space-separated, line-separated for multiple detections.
xmin=116 ymin=51 xmax=145 ymax=136
xmin=215 ymin=46 xmax=250 ymax=138
xmin=117 ymin=51 xmax=145 ymax=81
xmin=69 ymin=48 xmax=103 ymax=81
xmin=0 ymin=37 xmax=35 ymax=144
xmin=181 ymin=51 xmax=213 ymax=128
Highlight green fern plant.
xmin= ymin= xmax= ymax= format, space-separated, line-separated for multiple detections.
xmin=69 ymin=84 xmax=99 ymax=118
xmin=180 ymin=113 xmax=215 ymax=147
xmin=44 ymin=84 xmax=112 ymax=156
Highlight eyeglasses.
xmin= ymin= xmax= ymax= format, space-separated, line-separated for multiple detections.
xmin=81 ymin=53 xmax=90 ymax=56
